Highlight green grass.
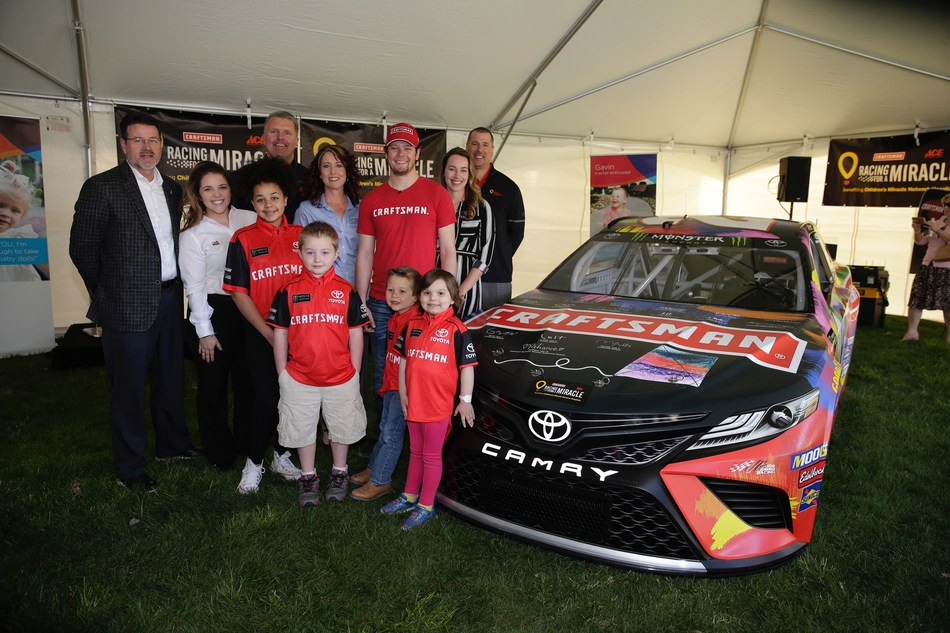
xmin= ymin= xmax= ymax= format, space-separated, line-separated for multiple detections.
xmin=1 ymin=316 xmax=948 ymax=632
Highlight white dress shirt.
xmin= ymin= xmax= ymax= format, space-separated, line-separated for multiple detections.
xmin=130 ymin=165 xmax=178 ymax=282
xmin=178 ymin=207 xmax=257 ymax=337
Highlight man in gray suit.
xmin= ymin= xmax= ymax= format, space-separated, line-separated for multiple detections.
xmin=70 ymin=111 xmax=197 ymax=491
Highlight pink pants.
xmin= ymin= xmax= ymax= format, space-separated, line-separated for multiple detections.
xmin=404 ymin=417 xmax=451 ymax=507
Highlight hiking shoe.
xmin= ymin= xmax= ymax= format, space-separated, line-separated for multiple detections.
xmin=349 ymin=468 xmax=372 ymax=486
xmin=270 ymin=450 xmax=301 ymax=481
xmin=350 ymin=481 xmax=393 ymax=501
xmin=325 ymin=470 xmax=349 ymax=502
xmin=297 ymin=474 xmax=321 ymax=508
xmin=381 ymin=494 xmax=417 ymax=515
xmin=237 ymin=458 xmax=265 ymax=494
xmin=401 ymin=506 xmax=437 ymax=531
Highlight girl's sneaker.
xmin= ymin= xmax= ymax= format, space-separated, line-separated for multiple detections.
xmin=380 ymin=494 xmax=417 ymax=515
xmin=401 ymin=506 xmax=436 ymax=531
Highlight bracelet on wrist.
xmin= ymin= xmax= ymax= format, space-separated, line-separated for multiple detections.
xmin=459 ymin=395 xmax=472 ymax=403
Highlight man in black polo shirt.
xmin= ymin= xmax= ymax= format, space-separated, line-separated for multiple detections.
xmin=466 ymin=127 xmax=526 ymax=310
xmin=232 ymin=110 xmax=307 ymax=223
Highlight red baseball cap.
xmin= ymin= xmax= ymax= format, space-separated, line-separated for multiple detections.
xmin=386 ymin=123 xmax=419 ymax=148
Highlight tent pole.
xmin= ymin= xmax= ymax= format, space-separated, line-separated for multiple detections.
xmin=489 ymin=0 xmax=603 ymax=130
xmin=71 ymin=0 xmax=94 ymax=179
xmin=494 ymin=81 xmax=536 ymax=163
xmin=726 ymin=0 xmax=769 ymax=150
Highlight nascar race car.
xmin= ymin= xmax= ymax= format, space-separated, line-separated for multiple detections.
xmin=438 ymin=215 xmax=860 ymax=576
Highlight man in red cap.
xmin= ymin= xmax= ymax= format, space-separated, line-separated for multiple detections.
xmin=355 ymin=123 xmax=457 ymax=425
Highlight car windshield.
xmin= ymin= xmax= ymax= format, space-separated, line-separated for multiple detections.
xmin=540 ymin=233 xmax=812 ymax=312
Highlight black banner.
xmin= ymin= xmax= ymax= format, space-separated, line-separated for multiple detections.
xmin=823 ymin=130 xmax=950 ymax=207
xmin=114 ymin=106 xmax=267 ymax=186
xmin=299 ymin=120 xmax=446 ymax=196
xmin=113 ymin=106 xmax=447 ymax=196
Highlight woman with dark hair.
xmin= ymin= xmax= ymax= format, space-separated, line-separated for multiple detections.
xmin=441 ymin=147 xmax=495 ymax=319
xmin=295 ymin=144 xmax=362 ymax=285
xmin=179 ymin=161 xmax=257 ymax=470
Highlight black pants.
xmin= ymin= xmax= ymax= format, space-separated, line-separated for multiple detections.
xmin=101 ymin=284 xmax=192 ymax=479
xmin=190 ymin=295 xmax=254 ymax=469
xmin=243 ymin=321 xmax=289 ymax=465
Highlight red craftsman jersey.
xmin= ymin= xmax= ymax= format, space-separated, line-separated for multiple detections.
xmin=395 ymin=308 xmax=478 ymax=422
xmin=267 ymin=267 xmax=369 ymax=387
xmin=357 ymin=177 xmax=456 ymax=300
xmin=223 ymin=217 xmax=303 ymax=319
xmin=380 ymin=304 xmax=422 ymax=396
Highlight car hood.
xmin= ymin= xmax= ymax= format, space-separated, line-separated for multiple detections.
xmin=466 ymin=289 xmax=829 ymax=415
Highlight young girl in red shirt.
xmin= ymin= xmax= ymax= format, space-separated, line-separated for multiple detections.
xmin=381 ymin=269 xmax=478 ymax=530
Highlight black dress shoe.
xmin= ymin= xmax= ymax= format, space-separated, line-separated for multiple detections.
xmin=119 ymin=473 xmax=158 ymax=492
xmin=156 ymin=448 xmax=204 ymax=461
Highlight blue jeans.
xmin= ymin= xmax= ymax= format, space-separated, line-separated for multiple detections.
xmin=367 ymin=391 xmax=407 ymax=485
xmin=366 ymin=296 xmax=394 ymax=396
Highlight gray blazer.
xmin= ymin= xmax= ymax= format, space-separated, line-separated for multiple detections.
xmin=69 ymin=161 xmax=183 ymax=331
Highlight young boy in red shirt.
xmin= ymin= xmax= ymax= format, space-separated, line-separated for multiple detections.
xmin=268 ymin=221 xmax=369 ymax=506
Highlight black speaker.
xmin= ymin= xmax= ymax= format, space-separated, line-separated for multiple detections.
xmin=777 ymin=156 xmax=811 ymax=202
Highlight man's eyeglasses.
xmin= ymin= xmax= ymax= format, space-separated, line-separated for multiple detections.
xmin=125 ymin=137 xmax=161 ymax=147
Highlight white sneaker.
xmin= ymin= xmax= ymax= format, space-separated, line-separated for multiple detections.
xmin=270 ymin=450 xmax=302 ymax=481
xmin=237 ymin=458 xmax=264 ymax=494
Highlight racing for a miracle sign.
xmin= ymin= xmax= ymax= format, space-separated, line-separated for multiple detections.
xmin=823 ymin=130 xmax=950 ymax=207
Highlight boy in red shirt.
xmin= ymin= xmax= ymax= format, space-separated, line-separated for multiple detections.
xmin=268 ymin=221 xmax=369 ymax=506
xmin=350 ymin=266 xmax=422 ymax=501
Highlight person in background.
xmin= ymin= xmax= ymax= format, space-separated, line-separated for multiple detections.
xmin=232 ymin=111 xmax=307 ymax=223
xmin=356 ymin=122 xmax=457 ymax=420
xmin=902 ymin=192 xmax=950 ymax=344
xmin=70 ymin=111 xmax=199 ymax=491
xmin=269 ymin=222 xmax=369 ymax=506
xmin=223 ymin=156 xmax=304 ymax=493
xmin=466 ymin=127 xmax=525 ymax=310
xmin=179 ymin=161 xmax=256 ymax=470
xmin=295 ymin=144 xmax=361 ymax=285
xmin=350 ymin=266 xmax=421 ymax=501
xmin=380 ymin=269 xmax=477 ymax=530
xmin=441 ymin=147 xmax=495 ymax=319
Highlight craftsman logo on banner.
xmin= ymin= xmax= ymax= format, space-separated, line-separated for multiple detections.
xmin=823 ymin=130 xmax=950 ymax=207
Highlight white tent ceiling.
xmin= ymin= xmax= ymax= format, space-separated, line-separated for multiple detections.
xmin=2 ymin=0 xmax=948 ymax=150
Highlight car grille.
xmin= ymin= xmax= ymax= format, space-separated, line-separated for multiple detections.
xmin=700 ymin=477 xmax=793 ymax=530
xmin=576 ymin=436 xmax=692 ymax=466
xmin=443 ymin=447 xmax=698 ymax=560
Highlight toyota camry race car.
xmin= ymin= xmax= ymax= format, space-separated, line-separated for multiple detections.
xmin=438 ymin=215 xmax=860 ymax=576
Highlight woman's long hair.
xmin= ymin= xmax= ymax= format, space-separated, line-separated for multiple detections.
xmin=183 ymin=161 xmax=231 ymax=231
xmin=303 ymin=144 xmax=361 ymax=206
xmin=441 ymin=147 xmax=482 ymax=220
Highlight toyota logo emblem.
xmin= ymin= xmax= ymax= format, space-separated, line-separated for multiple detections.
xmin=528 ymin=410 xmax=571 ymax=442
xmin=331 ymin=290 xmax=344 ymax=299
xmin=436 ymin=328 xmax=449 ymax=338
